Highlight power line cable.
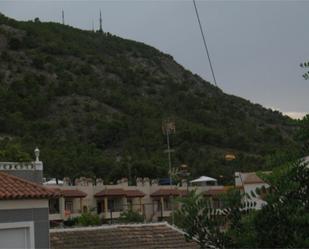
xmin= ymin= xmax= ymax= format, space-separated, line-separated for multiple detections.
xmin=192 ymin=0 xmax=218 ymax=87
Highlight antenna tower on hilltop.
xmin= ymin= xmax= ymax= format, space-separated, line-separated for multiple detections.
xmin=99 ymin=10 xmax=103 ymax=32
xmin=62 ymin=9 xmax=65 ymax=25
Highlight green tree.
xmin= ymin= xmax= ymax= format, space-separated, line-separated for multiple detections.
xmin=229 ymin=157 xmax=309 ymax=248
xmin=174 ymin=191 xmax=229 ymax=249
xmin=252 ymin=158 xmax=309 ymax=248
xmin=174 ymin=189 xmax=256 ymax=249
xmin=0 ymin=142 xmax=31 ymax=162
xmin=297 ymin=114 xmax=309 ymax=146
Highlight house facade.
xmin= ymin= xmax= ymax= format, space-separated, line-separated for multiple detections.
xmin=235 ymin=171 xmax=268 ymax=209
xmin=0 ymin=172 xmax=58 ymax=249
xmin=0 ymin=148 xmax=57 ymax=249
xmin=45 ymin=176 xmax=240 ymax=224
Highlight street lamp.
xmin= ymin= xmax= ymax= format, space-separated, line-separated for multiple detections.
xmin=162 ymin=118 xmax=176 ymax=224
xmin=162 ymin=118 xmax=176 ymax=188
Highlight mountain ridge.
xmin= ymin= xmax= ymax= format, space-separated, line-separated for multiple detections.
xmin=0 ymin=14 xmax=298 ymax=183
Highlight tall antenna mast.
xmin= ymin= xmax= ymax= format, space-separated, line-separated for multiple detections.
xmin=62 ymin=9 xmax=65 ymax=25
xmin=99 ymin=9 xmax=103 ymax=32
xmin=92 ymin=20 xmax=94 ymax=32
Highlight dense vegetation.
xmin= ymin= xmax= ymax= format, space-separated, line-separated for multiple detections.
xmin=175 ymin=156 xmax=309 ymax=248
xmin=0 ymin=14 xmax=300 ymax=183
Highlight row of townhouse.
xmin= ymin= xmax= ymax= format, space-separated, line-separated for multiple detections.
xmin=0 ymin=148 xmax=269 ymax=249
xmin=44 ymin=171 xmax=268 ymax=225
xmin=0 ymin=148 xmax=200 ymax=249
xmin=46 ymin=177 xmax=198 ymax=223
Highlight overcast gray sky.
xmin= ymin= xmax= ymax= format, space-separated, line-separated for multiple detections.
xmin=1 ymin=0 xmax=308 ymax=119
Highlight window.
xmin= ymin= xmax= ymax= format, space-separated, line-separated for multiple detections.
xmin=107 ymin=198 xmax=123 ymax=212
xmin=155 ymin=198 xmax=172 ymax=211
xmin=65 ymin=199 xmax=73 ymax=212
xmin=164 ymin=198 xmax=172 ymax=211
xmin=127 ymin=199 xmax=133 ymax=210
xmin=49 ymin=199 xmax=60 ymax=214
xmin=0 ymin=222 xmax=34 ymax=249
xmin=156 ymin=200 xmax=162 ymax=212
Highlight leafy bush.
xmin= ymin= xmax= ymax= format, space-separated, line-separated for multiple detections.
xmin=77 ymin=212 xmax=100 ymax=226
xmin=119 ymin=210 xmax=144 ymax=223
xmin=174 ymin=189 xmax=256 ymax=248
xmin=227 ymin=157 xmax=309 ymax=248
xmin=63 ymin=217 xmax=79 ymax=227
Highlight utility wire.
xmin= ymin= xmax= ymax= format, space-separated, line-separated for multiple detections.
xmin=192 ymin=0 xmax=218 ymax=87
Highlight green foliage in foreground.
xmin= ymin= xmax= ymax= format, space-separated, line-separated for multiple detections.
xmin=174 ymin=189 xmax=255 ymax=248
xmin=175 ymin=157 xmax=309 ymax=248
xmin=174 ymin=191 xmax=230 ymax=248
xmin=249 ymin=159 xmax=309 ymax=248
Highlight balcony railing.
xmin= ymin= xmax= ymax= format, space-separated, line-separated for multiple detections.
xmin=0 ymin=162 xmax=35 ymax=170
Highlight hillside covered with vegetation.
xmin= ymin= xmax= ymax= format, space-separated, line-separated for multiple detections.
xmin=0 ymin=14 xmax=299 ymax=183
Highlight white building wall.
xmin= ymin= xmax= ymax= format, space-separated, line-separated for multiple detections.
xmin=243 ymin=183 xmax=268 ymax=209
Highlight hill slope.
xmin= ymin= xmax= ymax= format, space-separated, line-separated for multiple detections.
xmin=0 ymin=14 xmax=298 ymax=183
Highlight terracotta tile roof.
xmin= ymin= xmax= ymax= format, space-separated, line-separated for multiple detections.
xmin=179 ymin=190 xmax=188 ymax=196
xmin=61 ymin=189 xmax=87 ymax=198
xmin=243 ymin=173 xmax=265 ymax=184
xmin=95 ymin=188 xmax=126 ymax=197
xmin=204 ymin=188 xmax=228 ymax=196
xmin=50 ymin=223 xmax=199 ymax=249
xmin=125 ymin=190 xmax=145 ymax=198
xmin=0 ymin=172 xmax=59 ymax=200
xmin=95 ymin=189 xmax=146 ymax=198
xmin=150 ymin=189 xmax=187 ymax=197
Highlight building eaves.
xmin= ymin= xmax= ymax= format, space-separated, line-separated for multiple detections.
xmin=0 ymin=172 xmax=59 ymax=200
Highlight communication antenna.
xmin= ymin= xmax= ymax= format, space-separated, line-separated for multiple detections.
xmin=162 ymin=118 xmax=176 ymax=225
xmin=62 ymin=9 xmax=65 ymax=25
xmin=99 ymin=9 xmax=103 ymax=32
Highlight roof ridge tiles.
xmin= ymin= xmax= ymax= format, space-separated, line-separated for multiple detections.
xmin=50 ymin=222 xmax=172 ymax=233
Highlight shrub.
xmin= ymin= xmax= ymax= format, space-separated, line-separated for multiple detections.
xmin=77 ymin=212 xmax=100 ymax=226
xmin=63 ymin=217 xmax=79 ymax=227
xmin=119 ymin=210 xmax=144 ymax=223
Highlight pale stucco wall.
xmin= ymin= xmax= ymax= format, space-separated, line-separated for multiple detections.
xmin=0 ymin=199 xmax=50 ymax=249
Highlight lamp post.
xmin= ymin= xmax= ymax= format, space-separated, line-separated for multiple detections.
xmin=162 ymin=118 xmax=176 ymax=224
